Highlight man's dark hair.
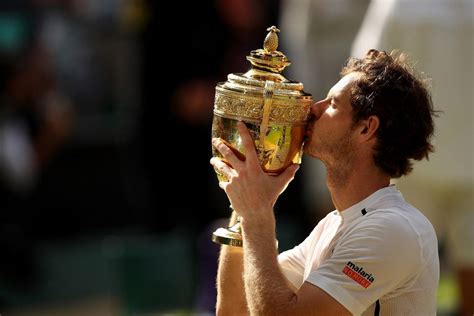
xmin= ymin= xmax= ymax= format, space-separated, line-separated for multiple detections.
xmin=341 ymin=49 xmax=437 ymax=178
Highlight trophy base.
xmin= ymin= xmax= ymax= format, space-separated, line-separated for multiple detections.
xmin=212 ymin=224 xmax=279 ymax=249
xmin=212 ymin=226 xmax=243 ymax=247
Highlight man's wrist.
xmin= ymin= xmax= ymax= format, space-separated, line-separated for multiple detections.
xmin=240 ymin=210 xmax=276 ymax=234
xmin=229 ymin=210 xmax=240 ymax=226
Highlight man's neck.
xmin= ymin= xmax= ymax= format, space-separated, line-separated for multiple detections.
xmin=326 ymin=159 xmax=390 ymax=211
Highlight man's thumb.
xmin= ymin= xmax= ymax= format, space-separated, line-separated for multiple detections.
xmin=279 ymin=164 xmax=300 ymax=185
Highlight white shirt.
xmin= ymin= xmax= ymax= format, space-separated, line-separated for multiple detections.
xmin=278 ymin=186 xmax=439 ymax=315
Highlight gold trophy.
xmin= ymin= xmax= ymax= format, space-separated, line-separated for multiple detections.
xmin=211 ymin=26 xmax=313 ymax=247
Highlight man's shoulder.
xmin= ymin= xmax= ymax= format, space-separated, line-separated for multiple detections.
xmin=368 ymin=199 xmax=435 ymax=233
xmin=341 ymin=206 xmax=437 ymax=267
xmin=360 ymin=203 xmax=438 ymax=255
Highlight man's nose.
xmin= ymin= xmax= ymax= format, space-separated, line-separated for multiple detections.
xmin=310 ymin=99 xmax=328 ymax=119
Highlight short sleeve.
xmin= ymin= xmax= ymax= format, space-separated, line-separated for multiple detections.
xmin=306 ymin=211 xmax=423 ymax=315
xmin=278 ymin=223 xmax=323 ymax=289
xmin=278 ymin=244 xmax=306 ymax=289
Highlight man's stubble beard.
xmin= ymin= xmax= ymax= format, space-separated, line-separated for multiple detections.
xmin=304 ymin=129 xmax=356 ymax=184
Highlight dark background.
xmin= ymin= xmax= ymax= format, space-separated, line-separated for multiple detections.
xmin=0 ymin=0 xmax=312 ymax=314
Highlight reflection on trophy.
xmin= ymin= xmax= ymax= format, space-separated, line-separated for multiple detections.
xmin=211 ymin=26 xmax=313 ymax=247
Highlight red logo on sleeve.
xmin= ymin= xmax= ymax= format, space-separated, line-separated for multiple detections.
xmin=343 ymin=261 xmax=375 ymax=288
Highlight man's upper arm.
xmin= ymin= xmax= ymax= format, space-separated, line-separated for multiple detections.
xmin=278 ymin=235 xmax=351 ymax=315
xmin=278 ymin=247 xmax=306 ymax=289
xmin=278 ymin=226 xmax=317 ymax=289
xmin=291 ymin=281 xmax=352 ymax=315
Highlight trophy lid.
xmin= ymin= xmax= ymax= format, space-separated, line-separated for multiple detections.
xmin=217 ymin=26 xmax=311 ymax=99
xmin=246 ymin=26 xmax=291 ymax=77
xmin=214 ymin=26 xmax=312 ymax=124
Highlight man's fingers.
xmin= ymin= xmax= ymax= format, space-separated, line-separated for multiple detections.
xmin=218 ymin=181 xmax=228 ymax=190
xmin=212 ymin=138 xmax=244 ymax=168
xmin=210 ymin=157 xmax=236 ymax=179
xmin=277 ymin=164 xmax=300 ymax=187
xmin=236 ymin=122 xmax=259 ymax=166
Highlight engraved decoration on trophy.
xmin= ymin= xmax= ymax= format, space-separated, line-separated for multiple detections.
xmin=211 ymin=26 xmax=313 ymax=247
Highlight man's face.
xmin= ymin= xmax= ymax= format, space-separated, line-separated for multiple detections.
xmin=304 ymin=72 xmax=362 ymax=165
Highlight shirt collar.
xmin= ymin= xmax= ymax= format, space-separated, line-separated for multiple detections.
xmin=337 ymin=185 xmax=401 ymax=223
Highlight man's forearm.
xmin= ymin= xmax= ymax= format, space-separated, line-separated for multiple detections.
xmin=216 ymin=211 xmax=248 ymax=315
xmin=241 ymin=211 xmax=297 ymax=315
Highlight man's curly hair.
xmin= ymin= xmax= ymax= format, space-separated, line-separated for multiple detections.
xmin=341 ymin=49 xmax=437 ymax=178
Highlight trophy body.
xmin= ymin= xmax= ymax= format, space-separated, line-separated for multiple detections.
xmin=211 ymin=26 xmax=313 ymax=247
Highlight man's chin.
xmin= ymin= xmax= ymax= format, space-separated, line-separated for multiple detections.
xmin=303 ymin=143 xmax=310 ymax=154
xmin=303 ymin=145 xmax=318 ymax=159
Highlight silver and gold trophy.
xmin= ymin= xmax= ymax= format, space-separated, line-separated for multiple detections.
xmin=211 ymin=26 xmax=313 ymax=247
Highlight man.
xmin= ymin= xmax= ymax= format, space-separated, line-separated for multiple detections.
xmin=210 ymin=49 xmax=439 ymax=315
xmin=351 ymin=2 xmax=473 ymax=315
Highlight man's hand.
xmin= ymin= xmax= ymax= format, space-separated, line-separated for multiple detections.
xmin=210 ymin=121 xmax=300 ymax=219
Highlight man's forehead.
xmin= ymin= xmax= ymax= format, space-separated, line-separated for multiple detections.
xmin=329 ymin=72 xmax=363 ymax=96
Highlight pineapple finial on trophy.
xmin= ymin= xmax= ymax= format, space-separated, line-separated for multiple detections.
xmin=246 ymin=26 xmax=289 ymax=75
xmin=264 ymin=26 xmax=280 ymax=53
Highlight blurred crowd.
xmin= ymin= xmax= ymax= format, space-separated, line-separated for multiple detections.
xmin=0 ymin=0 xmax=471 ymax=315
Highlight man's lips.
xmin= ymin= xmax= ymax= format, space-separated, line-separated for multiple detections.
xmin=305 ymin=120 xmax=314 ymax=137
xmin=305 ymin=114 xmax=315 ymax=137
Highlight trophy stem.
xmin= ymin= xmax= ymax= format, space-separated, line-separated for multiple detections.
xmin=212 ymin=209 xmax=243 ymax=247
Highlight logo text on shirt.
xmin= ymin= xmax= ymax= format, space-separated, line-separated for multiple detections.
xmin=343 ymin=261 xmax=375 ymax=288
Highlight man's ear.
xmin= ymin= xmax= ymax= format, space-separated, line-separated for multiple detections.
xmin=359 ymin=115 xmax=380 ymax=141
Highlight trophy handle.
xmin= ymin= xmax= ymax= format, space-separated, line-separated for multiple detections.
xmin=212 ymin=206 xmax=243 ymax=247
xmin=257 ymin=80 xmax=275 ymax=161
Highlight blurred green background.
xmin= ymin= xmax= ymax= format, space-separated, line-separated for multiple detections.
xmin=0 ymin=0 xmax=471 ymax=315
